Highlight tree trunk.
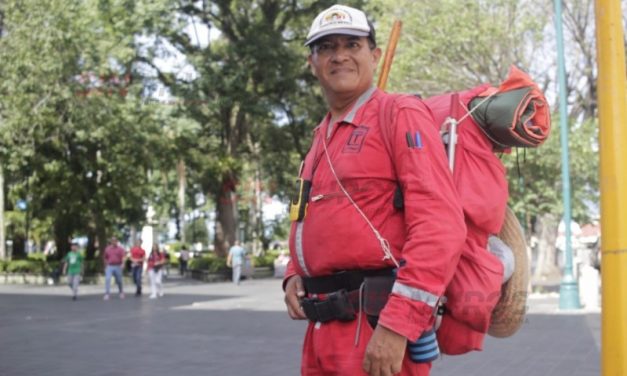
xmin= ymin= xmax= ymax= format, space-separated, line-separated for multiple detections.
xmin=214 ymin=176 xmax=237 ymax=257
xmin=177 ymin=159 xmax=186 ymax=244
xmin=53 ymin=217 xmax=72 ymax=260
xmin=246 ymin=139 xmax=263 ymax=256
xmin=533 ymin=212 xmax=561 ymax=279
xmin=252 ymin=160 xmax=263 ymax=256
xmin=86 ymin=228 xmax=97 ymax=260
xmin=93 ymin=210 xmax=108 ymax=261
xmin=12 ymin=235 xmax=25 ymax=259
xmin=0 ymin=165 xmax=5 ymax=259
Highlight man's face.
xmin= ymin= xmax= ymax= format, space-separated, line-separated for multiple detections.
xmin=308 ymin=35 xmax=381 ymax=100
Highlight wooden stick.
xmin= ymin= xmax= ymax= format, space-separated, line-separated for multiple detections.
xmin=377 ymin=20 xmax=403 ymax=91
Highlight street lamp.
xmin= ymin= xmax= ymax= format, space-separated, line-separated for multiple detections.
xmin=554 ymin=0 xmax=581 ymax=309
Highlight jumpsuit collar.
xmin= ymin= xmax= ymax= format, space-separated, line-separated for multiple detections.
xmin=320 ymin=86 xmax=378 ymax=136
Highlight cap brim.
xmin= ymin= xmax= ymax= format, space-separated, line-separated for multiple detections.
xmin=488 ymin=207 xmax=529 ymax=338
xmin=305 ymin=29 xmax=370 ymax=46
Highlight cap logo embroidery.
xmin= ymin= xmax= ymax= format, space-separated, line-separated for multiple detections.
xmin=320 ymin=10 xmax=352 ymax=27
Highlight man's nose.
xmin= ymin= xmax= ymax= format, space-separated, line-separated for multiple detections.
xmin=331 ymin=46 xmax=350 ymax=60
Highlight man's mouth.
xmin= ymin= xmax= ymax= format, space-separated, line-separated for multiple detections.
xmin=331 ymin=68 xmax=354 ymax=75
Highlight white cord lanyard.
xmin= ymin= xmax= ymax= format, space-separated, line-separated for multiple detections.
xmin=321 ymin=134 xmax=400 ymax=268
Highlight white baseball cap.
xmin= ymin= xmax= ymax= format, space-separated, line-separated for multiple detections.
xmin=305 ymin=5 xmax=374 ymax=47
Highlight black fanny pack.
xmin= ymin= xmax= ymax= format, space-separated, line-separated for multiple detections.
xmin=300 ymin=269 xmax=395 ymax=324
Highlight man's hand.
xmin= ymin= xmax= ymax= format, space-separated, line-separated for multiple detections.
xmin=363 ymin=325 xmax=407 ymax=376
xmin=284 ymin=275 xmax=306 ymax=320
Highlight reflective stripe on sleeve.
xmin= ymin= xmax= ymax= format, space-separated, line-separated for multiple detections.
xmin=294 ymin=222 xmax=310 ymax=276
xmin=392 ymin=282 xmax=440 ymax=307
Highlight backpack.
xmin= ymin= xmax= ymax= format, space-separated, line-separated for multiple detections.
xmin=377 ymin=87 xmax=528 ymax=355
xmin=376 ymin=66 xmax=548 ymax=355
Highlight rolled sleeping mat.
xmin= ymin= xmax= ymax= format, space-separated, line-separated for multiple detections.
xmin=469 ymin=66 xmax=550 ymax=149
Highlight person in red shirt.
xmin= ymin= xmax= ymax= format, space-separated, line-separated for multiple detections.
xmin=129 ymin=239 xmax=146 ymax=296
xmin=282 ymin=5 xmax=466 ymax=376
xmin=147 ymin=244 xmax=166 ymax=299
xmin=103 ymin=237 xmax=126 ymax=300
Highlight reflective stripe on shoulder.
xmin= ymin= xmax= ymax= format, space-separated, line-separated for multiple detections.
xmin=392 ymin=282 xmax=439 ymax=307
xmin=294 ymin=222 xmax=310 ymax=276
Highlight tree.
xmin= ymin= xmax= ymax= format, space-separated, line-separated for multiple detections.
xmin=0 ymin=0 xmax=171 ymax=260
xmin=370 ymin=0 xmax=550 ymax=95
xmin=503 ymin=118 xmax=598 ymax=277
xmin=370 ymin=0 xmax=602 ymax=278
xmin=143 ymin=0 xmax=341 ymax=255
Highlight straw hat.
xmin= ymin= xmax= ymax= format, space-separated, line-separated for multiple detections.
xmin=488 ymin=207 xmax=529 ymax=338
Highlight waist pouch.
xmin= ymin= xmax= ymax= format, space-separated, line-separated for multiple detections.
xmin=301 ymin=289 xmax=359 ymax=323
xmin=301 ymin=269 xmax=395 ymax=323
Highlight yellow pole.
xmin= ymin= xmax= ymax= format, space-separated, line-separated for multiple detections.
xmin=595 ymin=0 xmax=627 ymax=374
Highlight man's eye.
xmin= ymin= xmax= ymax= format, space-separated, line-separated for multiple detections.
xmin=348 ymin=42 xmax=360 ymax=49
xmin=318 ymin=43 xmax=333 ymax=51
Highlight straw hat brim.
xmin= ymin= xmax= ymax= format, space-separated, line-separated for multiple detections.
xmin=488 ymin=207 xmax=529 ymax=338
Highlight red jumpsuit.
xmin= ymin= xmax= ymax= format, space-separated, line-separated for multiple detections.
xmin=285 ymin=87 xmax=466 ymax=375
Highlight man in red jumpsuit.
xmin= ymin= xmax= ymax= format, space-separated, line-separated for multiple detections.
xmin=283 ymin=4 xmax=466 ymax=376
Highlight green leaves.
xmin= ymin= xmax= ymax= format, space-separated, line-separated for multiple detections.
xmin=0 ymin=0 xmax=174 ymax=256
xmin=369 ymin=0 xmax=549 ymax=95
xmin=0 ymin=0 xmax=602 ymax=256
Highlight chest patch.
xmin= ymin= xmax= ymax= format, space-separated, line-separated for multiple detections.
xmin=342 ymin=126 xmax=369 ymax=153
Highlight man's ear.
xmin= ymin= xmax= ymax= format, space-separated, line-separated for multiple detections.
xmin=372 ymin=47 xmax=383 ymax=67
xmin=307 ymin=54 xmax=317 ymax=78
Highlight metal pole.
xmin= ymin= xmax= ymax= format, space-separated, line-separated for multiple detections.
xmin=554 ymin=0 xmax=580 ymax=310
xmin=595 ymin=0 xmax=627 ymax=374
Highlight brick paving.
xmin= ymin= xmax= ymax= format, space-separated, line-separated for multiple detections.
xmin=0 ymin=277 xmax=600 ymax=376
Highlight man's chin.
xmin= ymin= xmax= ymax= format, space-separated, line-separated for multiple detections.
xmin=327 ymin=83 xmax=361 ymax=95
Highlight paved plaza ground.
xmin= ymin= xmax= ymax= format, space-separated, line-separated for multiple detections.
xmin=0 ymin=276 xmax=600 ymax=376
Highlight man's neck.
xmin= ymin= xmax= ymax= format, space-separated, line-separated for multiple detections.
xmin=325 ymin=86 xmax=375 ymax=119
xmin=326 ymin=93 xmax=361 ymax=119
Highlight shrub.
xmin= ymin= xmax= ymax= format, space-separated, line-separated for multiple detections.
xmin=0 ymin=260 xmax=6 ymax=272
xmin=166 ymin=242 xmax=185 ymax=252
xmin=83 ymin=259 xmax=103 ymax=275
xmin=27 ymin=253 xmax=47 ymax=262
xmin=188 ymin=254 xmax=227 ymax=273
xmin=253 ymin=249 xmax=283 ymax=268
xmin=5 ymin=259 xmax=47 ymax=274
xmin=166 ymin=251 xmax=179 ymax=268
xmin=47 ymin=261 xmax=62 ymax=274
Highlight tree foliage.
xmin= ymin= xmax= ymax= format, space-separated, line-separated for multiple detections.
xmin=0 ymin=0 xmax=171 ymax=259
xmin=0 ymin=0 xmax=610 ymax=272
xmin=370 ymin=0 xmax=603 ymax=277
xmin=370 ymin=0 xmax=550 ymax=95
xmin=141 ymin=0 xmax=347 ymax=254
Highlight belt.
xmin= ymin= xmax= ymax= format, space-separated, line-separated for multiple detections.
xmin=302 ymin=268 xmax=395 ymax=295
xmin=300 ymin=269 xmax=396 ymax=324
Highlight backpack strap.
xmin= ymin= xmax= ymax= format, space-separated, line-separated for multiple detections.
xmin=377 ymin=93 xmax=412 ymax=209
xmin=377 ymin=93 xmax=400 ymax=162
